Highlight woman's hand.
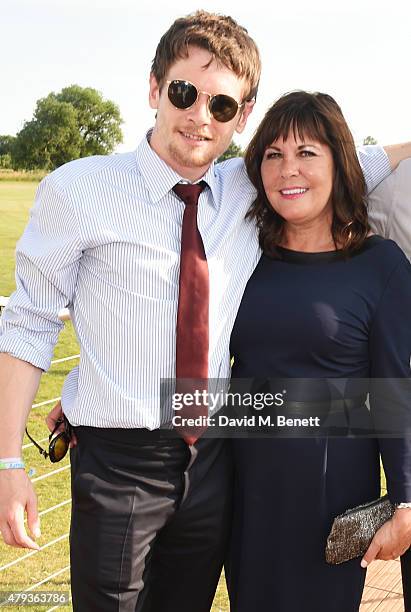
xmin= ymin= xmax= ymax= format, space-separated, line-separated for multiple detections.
xmin=361 ymin=508 xmax=411 ymax=567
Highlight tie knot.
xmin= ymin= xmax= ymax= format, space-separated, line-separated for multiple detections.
xmin=173 ymin=181 xmax=206 ymax=206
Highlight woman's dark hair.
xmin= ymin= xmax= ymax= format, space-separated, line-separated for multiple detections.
xmin=245 ymin=91 xmax=369 ymax=257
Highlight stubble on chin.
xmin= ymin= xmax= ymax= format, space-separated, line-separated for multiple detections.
xmin=168 ymin=142 xmax=217 ymax=170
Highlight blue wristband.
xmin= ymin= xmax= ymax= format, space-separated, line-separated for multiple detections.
xmin=0 ymin=458 xmax=25 ymax=470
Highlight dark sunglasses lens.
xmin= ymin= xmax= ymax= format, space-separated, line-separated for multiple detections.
xmin=168 ymin=80 xmax=197 ymax=109
xmin=49 ymin=433 xmax=69 ymax=463
xmin=210 ymin=95 xmax=239 ymax=122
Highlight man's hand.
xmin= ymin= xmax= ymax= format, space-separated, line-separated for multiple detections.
xmin=46 ymin=401 xmax=77 ymax=448
xmin=0 ymin=354 xmax=44 ymax=549
xmin=0 ymin=469 xmax=40 ymax=550
xmin=384 ymin=142 xmax=411 ymax=171
xmin=361 ymin=508 xmax=411 ymax=567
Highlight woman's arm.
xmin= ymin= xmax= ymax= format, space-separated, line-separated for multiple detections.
xmin=362 ymin=249 xmax=411 ymax=566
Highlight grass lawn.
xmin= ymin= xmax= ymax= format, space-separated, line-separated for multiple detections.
xmin=0 ymin=181 xmax=38 ymax=296
xmin=0 ymin=181 xmax=229 ymax=610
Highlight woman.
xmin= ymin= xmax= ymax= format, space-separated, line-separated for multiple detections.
xmin=226 ymin=91 xmax=411 ymax=611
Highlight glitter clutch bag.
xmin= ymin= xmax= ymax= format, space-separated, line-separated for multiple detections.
xmin=325 ymin=495 xmax=395 ymax=564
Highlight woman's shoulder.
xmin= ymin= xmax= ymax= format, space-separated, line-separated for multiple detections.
xmin=362 ymin=234 xmax=410 ymax=277
xmin=365 ymin=234 xmax=408 ymax=259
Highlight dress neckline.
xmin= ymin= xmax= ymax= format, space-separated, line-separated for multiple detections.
xmin=273 ymin=235 xmax=384 ymax=264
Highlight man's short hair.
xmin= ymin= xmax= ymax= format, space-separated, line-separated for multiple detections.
xmin=151 ymin=10 xmax=261 ymax=103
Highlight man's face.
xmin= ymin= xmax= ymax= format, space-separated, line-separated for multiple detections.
xmin=149 ymin=46 xmax=254 ymax=181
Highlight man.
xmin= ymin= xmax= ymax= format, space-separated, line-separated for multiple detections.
xmin=369 ymin=157 xmax=411 ymax=260
xmin=0 ymin=10 xmax=410 ymax=612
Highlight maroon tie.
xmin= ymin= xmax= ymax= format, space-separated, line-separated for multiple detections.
xmin=173 ymin=182 xmax=209 ymax=445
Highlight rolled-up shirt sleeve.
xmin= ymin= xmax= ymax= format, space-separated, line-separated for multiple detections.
xmin=0 ymin=175 xmax=83 ymax=371
xmin=358 ymin=145 xmax=392 ymax=194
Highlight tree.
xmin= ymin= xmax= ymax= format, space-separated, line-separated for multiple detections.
xmin=12 ymin=85 xmax=123 ymax=171
xmin=0 ymin=135 xmax=16 ymax=156
xmin=0 ymin=135 xmax=16 ymax=169
xmin=13 ymin=98 xmax=83 ymax=170
xmin=217 ymin=140 xmax=243 ymax=163
xmin=55 ymin=85 xmax=123 ymax=157
xmin=363 ymin=135 xmax=377 ymax=145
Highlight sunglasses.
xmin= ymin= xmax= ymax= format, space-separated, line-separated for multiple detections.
xmin=166 ymin=79 xmax=247 ymax=123
xmin=25 ymin=416 xmax=72 ymax=463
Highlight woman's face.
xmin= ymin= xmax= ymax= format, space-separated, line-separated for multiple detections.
xmin=260 ymin=131 xmax=334 ymax=226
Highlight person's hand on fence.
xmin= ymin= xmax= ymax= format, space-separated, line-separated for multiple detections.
xmin=0 ymin=469 xmax=41 ymax=550
xmin=46 ymin=401 xmax=77 ymax=448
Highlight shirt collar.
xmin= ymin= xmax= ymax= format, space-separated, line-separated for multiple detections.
xmin=135 ymin=130 xmax=219 ymax=208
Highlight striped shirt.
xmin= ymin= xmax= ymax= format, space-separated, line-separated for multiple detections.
xmin=0 ymin=136 xmax=391 ymax=428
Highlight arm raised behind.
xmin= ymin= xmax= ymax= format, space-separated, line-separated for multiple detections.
xmin=384 ymin=141 xmax=411 ymax=171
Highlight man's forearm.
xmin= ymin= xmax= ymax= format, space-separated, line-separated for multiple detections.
xmin=0 ymin=353 xmax=42 ymax=457
xmin=384 ymin=142 xmax=411 ymax=170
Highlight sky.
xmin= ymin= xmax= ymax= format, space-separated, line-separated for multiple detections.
xmin=2 ymin=0 xmax=410 ymax=153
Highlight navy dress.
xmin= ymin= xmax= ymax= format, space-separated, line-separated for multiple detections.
xmin=227 ymin=236 xmax=411 ymax=612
